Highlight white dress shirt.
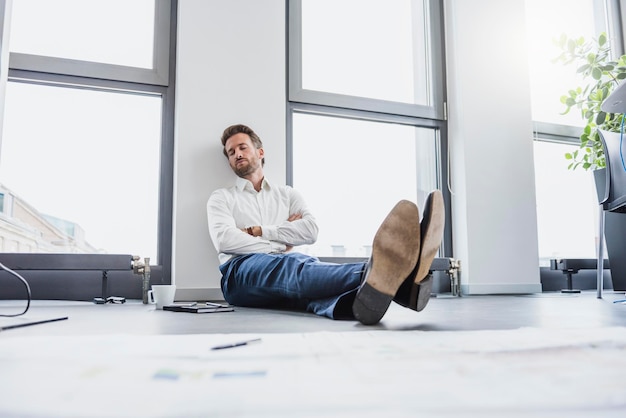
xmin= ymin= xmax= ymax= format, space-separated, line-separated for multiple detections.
xmin=207 ymin=177 xmax=319 ymax=265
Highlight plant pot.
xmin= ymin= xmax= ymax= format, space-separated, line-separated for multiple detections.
xmin=594 ymin=168 xmax=626 ymax=291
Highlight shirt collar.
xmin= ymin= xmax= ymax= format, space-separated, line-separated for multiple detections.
xmin=235 ymin=176 xmax=272 ymax=192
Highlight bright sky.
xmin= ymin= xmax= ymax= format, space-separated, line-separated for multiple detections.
xmin=0 ymin=0 xmax=159 ymax=259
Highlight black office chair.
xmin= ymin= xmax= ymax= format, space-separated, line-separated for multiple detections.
xmin=595 ymin=82 xmax=626 ymax=297
xmin=595 ymin=130 xmax=626 ymax=296
xmin=597 ymin=130 xmax=626 ymax=213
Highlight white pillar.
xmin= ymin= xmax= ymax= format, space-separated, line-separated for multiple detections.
xmin=445 ymin=0 xmax=542 ymax=294
xmin=173 ymin=0 xmax=286 ymax=300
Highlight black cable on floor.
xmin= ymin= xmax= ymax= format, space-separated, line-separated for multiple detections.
xmin=0 ymin=261 xmax=31 ymax=317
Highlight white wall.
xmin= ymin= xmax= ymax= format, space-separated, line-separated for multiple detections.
xmin=173 ymin=0 xmax=286 ymax=300
xmin=172 ymin=0 xmax=542 ymax=298
xmin=445 ymin=0 xmax=542 ymax=293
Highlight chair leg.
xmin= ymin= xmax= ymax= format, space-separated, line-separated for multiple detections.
xmin=597 ymin=206 xmax=605 ymax=299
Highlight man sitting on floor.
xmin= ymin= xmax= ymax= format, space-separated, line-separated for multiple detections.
xmin=207 ymin=124 xmax=445 ymax=325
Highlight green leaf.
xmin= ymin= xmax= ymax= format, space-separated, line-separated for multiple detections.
xmin=568 ymin=38 xmax=577 ymax=53
xmin=592 ymin=67 xmax=602 ymax=80
xmin=601 ymin=86 xmax=610 ymax=99
xmin=556 ymin=33 xmax=619 ymax=170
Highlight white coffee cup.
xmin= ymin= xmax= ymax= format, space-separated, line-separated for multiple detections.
xmin=148 ymin=285 xmax=176 ymax=309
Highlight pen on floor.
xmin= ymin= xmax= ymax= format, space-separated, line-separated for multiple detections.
xmin=211 ymin=338 xmax=262 ymax=350
xmin=0 ymin=316 xmax=69 ymax=332
xmin=185 ymin=301 xmax=227 ymax=308
xmin=204 ymin=301 xmax=228 ymax=307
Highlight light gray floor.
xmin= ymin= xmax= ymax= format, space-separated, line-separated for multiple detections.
xmin=2 ymin=290 xmax=626 ymax=336
xmin=2 ymin=292 xmax=626 ymax=418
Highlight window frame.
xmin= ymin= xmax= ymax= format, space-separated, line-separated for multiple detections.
xmin=288 ymin=0 xmax=447 ymax=120
xmin=529 ymin=0 xmax=626 ymax=269
xmin=531 ymin=0 xmax=621 ymax=145
xmin=8 ymin=0 xmax=171 ymax=86
xmin=286 ymin=0 xmax=451 ymax=258
xmin=287 ymin=102 xmax=451 ymax=257
xmin=0 ymin=0 xmax=177 ymax=300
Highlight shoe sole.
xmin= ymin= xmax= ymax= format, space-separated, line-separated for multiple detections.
xmin=353 ymin=200 xmax=421 ymax=325
xmin=407 ymin=190 xmax=445 ymax=311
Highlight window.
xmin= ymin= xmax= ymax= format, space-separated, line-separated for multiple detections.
xmin=290 ymin=0 xmax=445 ymax=119
xmin=526 ymin=0 xmax=600 ymax=127
xmin=292 ymin=112 xmax=439 ymax=257
xmin=288 ymin=0 xmax=448 ymax=258
xmin=0 ymin=82 xmax=161 ymax=257
xmin=10 ymin=0 xmax=156 ymax=69
xmin=0 ymin=0 xmax=175 ymax=298
xmin=533 ymin=140 xmax=600 ymax=265
xmin=300 ymin=0 xmax=430 ymax=106
xmin=525 ymin=0 xmax=614 ymax=264
xmin=8 ymin=0 xmax=170 ymax=85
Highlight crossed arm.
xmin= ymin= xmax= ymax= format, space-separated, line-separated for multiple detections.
xmin=241 ymin=213 xmax=302 ymax=240
xmin=207 ymin=189 xmax=318 ymax=257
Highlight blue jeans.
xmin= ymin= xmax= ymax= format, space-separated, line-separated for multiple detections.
xmin=219 ymin=252 xmax=366 ymax=319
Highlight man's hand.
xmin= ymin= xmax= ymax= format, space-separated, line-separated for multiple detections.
xmin=241 ymin=226 xmax=262 ymax=236
xmin=241 ymin=213 xmax=303 ymax=247
xmin=287 ymin=213 xmax=302 ymax=222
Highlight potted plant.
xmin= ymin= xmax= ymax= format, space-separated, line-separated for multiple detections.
xmin=554 ymin=32 xmax=626 ymax=169
xmin=554 ymin=32 xmax=626 ymax=290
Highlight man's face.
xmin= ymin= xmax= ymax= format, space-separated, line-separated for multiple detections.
xmin=224 ymin=133 xmax=264 ymax=178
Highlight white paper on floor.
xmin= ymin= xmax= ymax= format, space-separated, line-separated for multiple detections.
xmin=1 ymin=327 xmax=625 ymax=417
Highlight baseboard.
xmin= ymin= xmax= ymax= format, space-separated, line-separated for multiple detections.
xmin=175 ymin=287 xmax=225 ymax=302
xmin=460 ymin=283 xmax=543 ymax=295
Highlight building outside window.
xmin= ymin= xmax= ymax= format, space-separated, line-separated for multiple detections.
xmin=0 ymin=0 xmax=175 ymax=297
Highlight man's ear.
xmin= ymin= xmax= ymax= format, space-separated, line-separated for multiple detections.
xmin=258 ymin=148 xmax=265 ymax=159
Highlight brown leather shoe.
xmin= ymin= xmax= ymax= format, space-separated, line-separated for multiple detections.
xmin=352 ymin=200 xmax=421 ymax=325
xmin=394 ymin=190 xmax=445 ymax=311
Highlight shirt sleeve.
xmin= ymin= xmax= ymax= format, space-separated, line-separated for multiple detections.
xmin=207 ymin=190 xmax=287 ymax=256
xmin=261 ymin=187 xmax=319 ymax=246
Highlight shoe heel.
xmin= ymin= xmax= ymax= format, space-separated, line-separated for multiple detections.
xmin=353 ymin=282 xmax=393 ymax=325
xmin=412 ymin=274 xmax=433 ymax=312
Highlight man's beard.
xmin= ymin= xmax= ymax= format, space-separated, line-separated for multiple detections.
xmin=233 ymin=157 xmax=260 ymax=178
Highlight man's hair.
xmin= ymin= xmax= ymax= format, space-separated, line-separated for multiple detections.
xmin=221 ymin=124 xmax=265 ymax=166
